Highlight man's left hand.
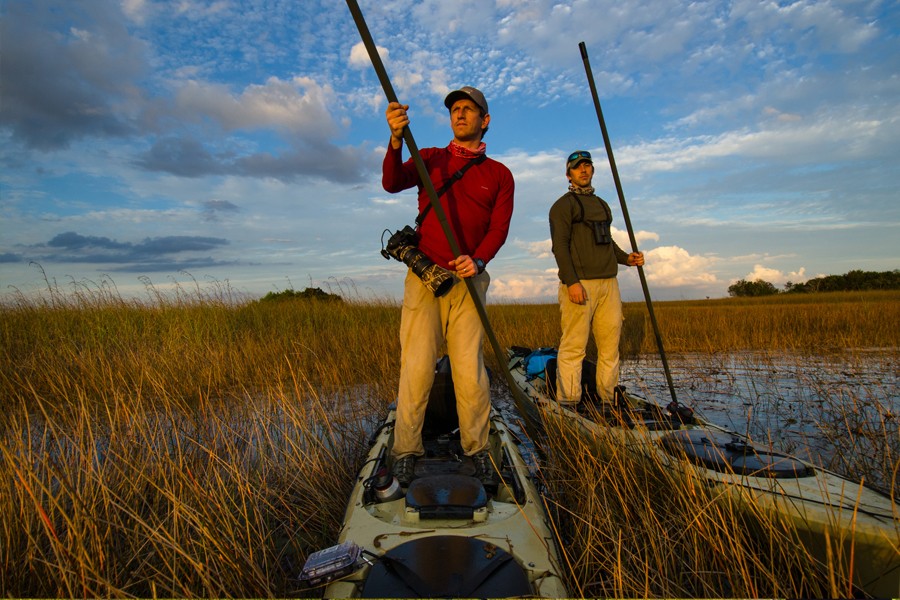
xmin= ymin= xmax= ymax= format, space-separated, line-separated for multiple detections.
xmin=627 ymin=252 xmax=644 ymax=267
xmin=450 ymin=255 xmax=477 ymax=278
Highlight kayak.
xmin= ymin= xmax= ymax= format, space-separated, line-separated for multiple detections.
xmin=300 ymin=356 xmax=570 ymax=598
xmin=508 ymin=346 xmax=900 ymax=599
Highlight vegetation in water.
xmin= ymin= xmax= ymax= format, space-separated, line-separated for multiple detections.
xmin=536 ymin=413 xmax=889 ymax=599
xmin=0 ymin=279 xmax=896 ymax=597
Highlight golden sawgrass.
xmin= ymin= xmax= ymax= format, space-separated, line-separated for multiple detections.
xmin=488 ymin=289 xmax=900 ymax=357
xmin=535 ymin=410 xmax=890 ymax=598
xmin=0 ymin=283 xmax=896 ymax=596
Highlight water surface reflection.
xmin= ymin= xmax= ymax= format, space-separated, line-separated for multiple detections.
xmin=494 ymin=350 xmax=898 ymax=493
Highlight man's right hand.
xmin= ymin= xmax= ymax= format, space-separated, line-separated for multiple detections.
xmin=567 ymin=282 xmax=587 ymax=305
xmin=386 ymin=102 xmax=410 ymax=149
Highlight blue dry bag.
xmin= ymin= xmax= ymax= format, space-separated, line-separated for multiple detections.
xmin=523 ymin=347 xmax=558 ymax=381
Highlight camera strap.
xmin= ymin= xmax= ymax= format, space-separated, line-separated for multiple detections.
xmin=568 ymin=192 xmax=586 ymax=224
xmin=568 ymin=191 xmax=611 ymax=225
xmin=415 ymin=154 xmax=487 ymax=228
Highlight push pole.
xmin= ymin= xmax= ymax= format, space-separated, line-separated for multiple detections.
xmin=578 ymin=41 xmax=687 ymax=415
xmin=344 ymin=0 xmax=542 ymax=434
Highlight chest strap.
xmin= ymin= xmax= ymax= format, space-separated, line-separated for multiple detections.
xmin=415 ymin=155 xmax=487 ymax=228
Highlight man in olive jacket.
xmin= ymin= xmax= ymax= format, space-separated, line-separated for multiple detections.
xmin=549 ymin=150 xmax=644 ymax=406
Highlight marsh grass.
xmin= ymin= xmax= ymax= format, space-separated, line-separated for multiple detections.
xmin=1 ymin=281 xmax=897 ymax=596
xmin=1 ymin=282 xmax=399 ymax=596
xmin=2 ymin=377 xmax=363 ymax=596
xmin=489 ymin=290 xmax=900 ymax=356
xmin=536 ymin=414 xmax=857 ymax=598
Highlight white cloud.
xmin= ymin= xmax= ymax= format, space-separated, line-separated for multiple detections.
xmin=733 ymin=0 xmax=878 ymax=54
xmin=2 ymin=0 xmax=896 ymax=303
xmin=621 ymin=109 xmax=897 ymax=178
xmin=523 ymin=227 xmax=659 ymax=261
xmin=763 ymin=106 xmax=802 ymax=123
xmin=741 ymin=264 xmax=807 ymax=286
xmin=489 ymin=274 xmax=558 ymax=301
xmin=349 ymin=41 xmax=389 ymax=69
xmin=612 ymin=227 xmax=659 ymax=250
xmin=121 ymin=0 xmax=150 ymax=25
xmin=371 ymin=197 xmax=403 ymax=206
xmin=395 ymin=72 xmax=425 ymax=91
xmin=173 ymin=76 xmax=338 ymax=139
xmin=644 ymin=246 xmax=718 ymax=287
xmin=521 ymin=238 xmax=552 ymax=259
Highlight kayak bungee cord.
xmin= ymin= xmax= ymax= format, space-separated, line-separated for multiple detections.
xmin=578 ymin=41 xmax=691 ymax=421
xmin=344 ymin=0 xmax=542 ymax=437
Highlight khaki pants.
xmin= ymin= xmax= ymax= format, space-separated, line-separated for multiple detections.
xmin=556 ymin=278 xmax=623 ymax=404
xmin=393 ymin=269 xmax=491 ymax=458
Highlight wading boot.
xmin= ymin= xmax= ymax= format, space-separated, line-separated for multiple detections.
xmin=392 ymin=455 xmax=416 ymax=487
xmin=471 ymin=451 xmax=498 ymax=490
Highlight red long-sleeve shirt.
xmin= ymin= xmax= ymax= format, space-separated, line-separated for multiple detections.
xmin=382 ymin=143 xmax=514 ymax=270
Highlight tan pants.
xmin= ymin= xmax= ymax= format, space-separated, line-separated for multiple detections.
xmin=556 ymin=278 xmax=623 ymax=404
xmin=393 ymin=269 xmax=491 ymax=458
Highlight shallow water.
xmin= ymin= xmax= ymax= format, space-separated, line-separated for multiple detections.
xmin=620 ymin=350 xmax=898 ymax=461
xmin=494 ymin=349 xmax=899 ymax=490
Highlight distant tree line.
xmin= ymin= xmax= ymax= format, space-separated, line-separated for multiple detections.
xmin=258 ymin=287 xmax=342 ymax=303
xmin=728 ymin=269 xmax=900 ymax=297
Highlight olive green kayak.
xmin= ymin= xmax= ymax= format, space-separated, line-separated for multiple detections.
xmin=300 ymin=356 xmax=569 ymax=598
xmin=508 ymin=346 xmax=899 ymax=599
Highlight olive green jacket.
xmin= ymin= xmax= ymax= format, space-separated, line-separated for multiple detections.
xmin=549 ymin=192 xmax=629 ymax=285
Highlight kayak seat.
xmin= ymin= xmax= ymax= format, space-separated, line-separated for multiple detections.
xmin=405 ymin=474 xmax=487 ymax=520
xmin=658 ymin=429 xmax=814 ymax=478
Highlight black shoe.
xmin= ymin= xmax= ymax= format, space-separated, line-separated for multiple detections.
xmin=614 ymin=385 xmax=629 ymax=409
xmin=599 ymin=403 xmax=634 ymax=427
xmin=471 ymin=451 xmax=498 ymax=488
xmin=392 ymin=455 xmax=416 ymax=487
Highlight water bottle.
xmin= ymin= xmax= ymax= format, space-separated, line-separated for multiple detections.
xmin=373 ymin=466 xmax=403 ymax=502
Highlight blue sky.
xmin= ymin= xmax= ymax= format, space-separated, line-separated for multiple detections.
xmin=2 ymin=0 xmax=898 ymax=303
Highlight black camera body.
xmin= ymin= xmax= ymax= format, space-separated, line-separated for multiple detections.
xmin=381 ymin=226 xmax=455 ymax=297
xmin=381 ymin=225 xmax=418 ymax=260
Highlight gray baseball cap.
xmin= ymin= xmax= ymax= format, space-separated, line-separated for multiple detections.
xmin=444 ymin=86 xmax=488 ymax=114
xmin=566 ymin=150 xmax=593 ymax=170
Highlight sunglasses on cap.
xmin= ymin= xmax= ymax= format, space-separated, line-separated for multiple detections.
xmin=568 ymin=151 xmax=592 ymax=163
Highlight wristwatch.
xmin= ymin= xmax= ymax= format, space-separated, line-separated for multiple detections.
xmin=474 ymin=258 xmax=485 ymax=274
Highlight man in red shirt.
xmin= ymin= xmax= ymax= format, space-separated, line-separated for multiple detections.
xmin=383 ymin=86 xmax=514 ymax=488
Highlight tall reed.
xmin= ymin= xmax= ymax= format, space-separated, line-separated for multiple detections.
xmin=1 ymin=282 xmax=399 ymax=596
xmin=487 ymin=290 xmax=900 ymax=359
xmin=1 ymin=369 xmax=378 ymax=596
xmin=1 ymin=281 xmax=896 ymax=596
xmin=537 ymin=412 xmax=880 ymax=598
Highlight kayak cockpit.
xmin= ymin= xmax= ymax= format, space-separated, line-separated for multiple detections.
xmin=300 ymin=354 xmax=570 ymax=598
xmin=359 ymin=534 xmax=532 ymax=598
xmin=658 ymin=428 xmax=815 ymax=478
